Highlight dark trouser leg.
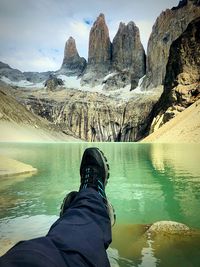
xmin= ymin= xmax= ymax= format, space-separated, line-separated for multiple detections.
xmin=0 ymin=188 xmax=112 ymax=267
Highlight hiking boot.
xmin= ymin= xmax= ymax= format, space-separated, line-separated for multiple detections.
xmin=60 ymin=147 xmax=116 ymax=226
xmin=80 ymin=147 xmax=110 ymax=201
xmin=60 ymin=191 xmax=78 ymax=217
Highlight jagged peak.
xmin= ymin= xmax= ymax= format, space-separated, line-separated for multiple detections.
xmin=98 ymin=13 xmax=105 ymax=20
xmin=127 ymin=21 xmax=136 ymax=27
xmin=92 ymin=13 xmax=107 ymax=27
xmin=116 ymin=21 xmax=138 ymax=34
xmin=68 ymin=36 xmax=75 ymax=41
xmin=65 ymin=36 xmax=78 ymax=55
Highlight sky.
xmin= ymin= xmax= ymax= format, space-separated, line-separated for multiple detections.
xmin=0 ymin=0 xmax=179 ymax=72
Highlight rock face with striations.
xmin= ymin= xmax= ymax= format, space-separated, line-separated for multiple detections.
xmin=81 ymin=13 xmax=112 ymax=86
xmin=14 ymin=88 xmax=159 ymax=142
xmin=139 ymin=17 xmax=200 ymax=138
xmin=111 ymin=22 xmax=146 ymax=90
xmin=60 ymin=37 xmax=86 ymax=76
xmin=142 ymin=0 xmax=200 ymax=90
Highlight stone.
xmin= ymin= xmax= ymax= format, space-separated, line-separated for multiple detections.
xmin=112 ymin=21 xmax=146 ymax=89
xmin=142 ymin=0 xmax=200 ymax=90
xmin=81 ymin=13 xmax=112 ymax=86
xmin=60 ymin=37 xmax=86 ymax=76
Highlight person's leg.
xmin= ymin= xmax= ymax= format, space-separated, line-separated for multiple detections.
xmin=47 ymin=187 xmax=112 ymax=267
xmin=0 ymin=148 xmax=113 ymax=267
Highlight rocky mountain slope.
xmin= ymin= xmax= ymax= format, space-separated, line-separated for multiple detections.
xmin=140 ymin=17 xmax=200 ymax=138
xmin=141 ymin=99 xmax=200 ymax=143
xmin=0 ymin=82 xmax=79 ymax=142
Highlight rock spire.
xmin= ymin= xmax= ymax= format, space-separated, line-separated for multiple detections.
xmin=88 ymin=13 xmax=112 ymax=65
xmin=112 ymin=21 xmax=146 ymax=89
xmin=81 ymin=13 xmax=112 ymax=85
xmin=61 ymin=36 xmax=86 ymax=76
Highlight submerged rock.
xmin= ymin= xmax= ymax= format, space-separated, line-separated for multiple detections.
xmin=148 ymin=221 xmax=190 ymax=234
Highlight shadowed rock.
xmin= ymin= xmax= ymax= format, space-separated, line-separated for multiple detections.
xmin=138 ymin=17 xmax=200 ymax=139
xmin=112 ymin=21 xmax=146 ymax=90
xmin=142 ymin=0 xmax=200 ymax=90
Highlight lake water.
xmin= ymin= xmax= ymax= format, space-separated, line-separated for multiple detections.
xmin=0 ymin=142 xmax=200 ymax=266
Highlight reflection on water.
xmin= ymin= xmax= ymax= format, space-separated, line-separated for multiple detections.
xmin=0 ymin=143 xmax=200 ymax=266
xmin=111 ymin=223 xmax=200 ymax=267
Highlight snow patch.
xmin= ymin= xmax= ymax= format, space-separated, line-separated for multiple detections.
xmin=0 ymin=76 xmax=44 ymax=88
xmin=133 ymin=75 xmax=146 ymax=93
xmin=1 ymin=73 xmax=150 ymax=101
xmin=57 ymin=75 xmax=81 ymax=89
xmin=57 ymin=74 xmax=150 ymax=101
xmin=103 ymin=72 xmax=117 ymax=82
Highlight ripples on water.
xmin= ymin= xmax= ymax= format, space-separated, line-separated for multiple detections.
xmin=0 ymin=143 xmax=200 ymax=266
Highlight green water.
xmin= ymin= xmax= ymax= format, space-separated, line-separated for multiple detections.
xmin=0 ymin=143 xmax=200 ymax=266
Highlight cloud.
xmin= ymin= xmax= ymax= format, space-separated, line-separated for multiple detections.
xmin=0 ymin=0 xmax=179 ymax=72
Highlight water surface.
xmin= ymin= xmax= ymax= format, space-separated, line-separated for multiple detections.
xmin=0 ymin=143 xmax=200 ymax=266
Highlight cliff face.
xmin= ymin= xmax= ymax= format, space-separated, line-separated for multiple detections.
xmin=112 ymin=22 xmax=146 ymax=89
xmin=60 ymin=37 xmax=86 ymax=76
xmin=14 ymin=88 xmax=158 ymax=142
xmin=88 ymin=14 xmax=112 ymax=65
xmin=142 ymin=0 xmax=200 ymax=90
xmin=140 ymin=17 xmax=200 ymax=137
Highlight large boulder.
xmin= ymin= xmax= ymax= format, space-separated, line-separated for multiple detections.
xmin=148 ymin=221 xmax=190 ymax=235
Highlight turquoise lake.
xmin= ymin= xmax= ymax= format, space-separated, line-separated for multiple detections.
xmin=0 ymin=143 xmax=200 ymax=266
